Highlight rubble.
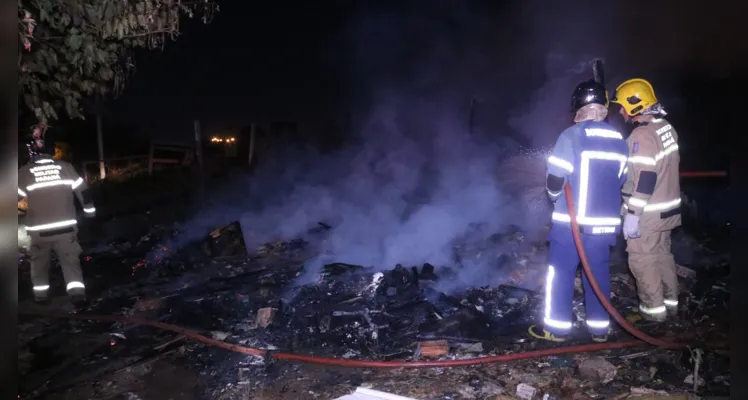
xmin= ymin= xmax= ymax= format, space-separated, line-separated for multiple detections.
xmin=416 ymin=340 xmax=449 ymax=358
xmin=132 ymin=297 xmax=165 ymax=313
xmin=255 ymin=307 xmax=277 ymax=328
xmin=675 ymin=265 xmax=697 ymax=280
xmin=17 ymin=213 xmax=730 ymax=399
xmin=578 ymin=357 xmax=618 ymax=383
xmin=515 ymin=382 xmax=538 ymax=399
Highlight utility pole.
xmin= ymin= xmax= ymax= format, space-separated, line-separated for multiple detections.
xmin=95 ymin=94 xmax=106 ymax=180
xmin=193 ymin=119 xmax=203 ymax=170
xmin=193 ymin=119 xmax=205 ymax=197
xmin=248 ymin=122 xmax=256 ymax=167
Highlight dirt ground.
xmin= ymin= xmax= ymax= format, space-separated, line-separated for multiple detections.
xmin=17 ymin=173 xmax=729 ymax=400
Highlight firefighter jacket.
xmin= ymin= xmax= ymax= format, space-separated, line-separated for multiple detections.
xmin=17 ymin=156 xmax=95 ymax=238
xmin=622 ymin=115 xmax=682 ymax=231
xmin=545 ymin=120 xmax=629 ymax=241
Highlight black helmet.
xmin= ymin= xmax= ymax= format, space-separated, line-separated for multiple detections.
xmin=26 ymin=124 xmax=55 ymax=158
xmin=571 ymin=79 xmax=609 ymax=114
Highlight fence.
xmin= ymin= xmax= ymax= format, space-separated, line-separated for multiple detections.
xmin=81 ymin=155 xmax=150 ymax=183
xmin=79 ymin=140 xmax=197 ymax=183
xmin=147 ymin=140 xmax=195 ymax=176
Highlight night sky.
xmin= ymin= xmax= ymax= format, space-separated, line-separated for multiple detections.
xmin=99 ymin=0 xmax=742 ymax=168
xmin=110 ymin=0 xmax=353 ymax=137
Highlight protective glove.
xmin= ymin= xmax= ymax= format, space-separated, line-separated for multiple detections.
xmin=622 ymin=213 xmax=641 ymax=239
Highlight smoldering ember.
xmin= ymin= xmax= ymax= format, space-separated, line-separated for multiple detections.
xmin=16 ymin=1 xmax=733 ymax=400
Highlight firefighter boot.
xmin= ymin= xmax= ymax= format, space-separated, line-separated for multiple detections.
xmin=591 ymin=331 xmax=609 ymax=343
xmin=639 ymin=308 xmax=667 ymax=323
xmin=528 ymin=325 xmax=567 ymax=342
xmin=70 ymin=293 xmax=88 ymax=308
xmin=666 ymin=304 xmax=678 ymax=319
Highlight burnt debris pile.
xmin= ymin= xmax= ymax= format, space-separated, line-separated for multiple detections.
xmin=18 ymin=217 xmax=730 ymax=398
xmin=119 ymin=221 xmax=550 ymax=360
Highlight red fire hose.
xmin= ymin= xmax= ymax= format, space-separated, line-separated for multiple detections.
xmin=21 ymin=310 xmax=644 ymax=368
xmin=19 ymin=184 xmax=694 ymax=369
xmin=680 ymin=171 xmax=727 ymax=178
xmin=562 ymin=183 xmax=687 ymax=350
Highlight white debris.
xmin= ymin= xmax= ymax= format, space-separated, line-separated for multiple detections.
xmin=684 ymin=373 xmax=705 ymax=387
xmin=515 ymin=383 xmax=538 ymax=400
xmin=334 ymin=387 xmax=418 ymax=400
xmin=341 ymin=350 xmax=359 ymax=359
xmin=628 ymin=387 xmax=670 ymax=396
xmin=360 ymin=272 xmax=384 ymax=296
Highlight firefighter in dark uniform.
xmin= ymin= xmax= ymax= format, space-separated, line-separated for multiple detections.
xmin=17 ymin=126 xmax=95 ymax=306
xmin=528 ymin=80 xmax=629 ymax=343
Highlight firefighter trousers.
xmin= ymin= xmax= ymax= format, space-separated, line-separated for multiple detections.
xmin=544 ymin=226 xmax=613 ymax=337
xmin=626 ymin=229 xmax=678 ymax=318
xmin=29 ymin=232 xmax=85 ymax=299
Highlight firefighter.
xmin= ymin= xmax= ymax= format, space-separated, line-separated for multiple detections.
xmin=529 ymin=80 xmax=629 ymax=343
xmin=17 ymin=125 xmax=95 ymax=306
xmin=612 ymin=78 xmax=681 ymax=322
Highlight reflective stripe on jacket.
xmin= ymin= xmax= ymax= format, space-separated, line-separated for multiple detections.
xmin=17 ymin=156 xmax=95 ymax=236
xmin=546 ymin=120 xmax=629 ymax=236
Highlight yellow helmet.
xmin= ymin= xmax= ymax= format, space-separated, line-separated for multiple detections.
xmin=611 ymin=78 xmax=658 ymax=116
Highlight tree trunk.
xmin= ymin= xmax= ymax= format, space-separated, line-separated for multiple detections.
xmin=96 ymin=100 xmax=105 ymax=180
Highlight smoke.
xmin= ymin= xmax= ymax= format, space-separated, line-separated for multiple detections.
xmin=152 ymin=2 xmax=587 ymax=291
xmin=154 ymin=1 xmax=739 ymax=292
xmin=232 ymin=99 xmax=538 ymax=289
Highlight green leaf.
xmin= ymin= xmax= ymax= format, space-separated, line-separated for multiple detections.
xmin=66 ymin=34 xmax=82 ymax=51
xmin=19 ymin=0 xmax=219 ymax=123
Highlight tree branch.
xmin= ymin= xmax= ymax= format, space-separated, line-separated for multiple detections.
xmin=18 ymin=0 xmax=218 ymax=123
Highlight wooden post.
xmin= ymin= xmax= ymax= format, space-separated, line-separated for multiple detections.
xmin=96 ymin=96 xmax=106 ymax=180
xmin=147 ymin=140 xmax=155 ymax=176
xmin=194 ymin=120 xmax=203 ymax=169
xmin=194 ymin=120 xmax=205 ymax=197
xmin=248 ymin=122 xmax=256 ymax=167
xmin=81 ymin=162 xmax=88 ymax=183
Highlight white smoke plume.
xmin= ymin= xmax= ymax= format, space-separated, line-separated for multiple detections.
xmin=154 ymin=1 xmax=736 ymax=291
